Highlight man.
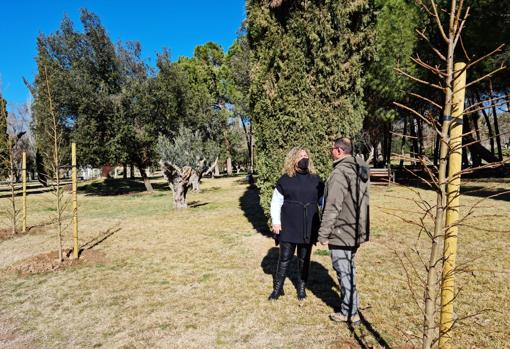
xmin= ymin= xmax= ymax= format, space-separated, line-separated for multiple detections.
xmin=318 ymin=137 xmax=370 ymax=323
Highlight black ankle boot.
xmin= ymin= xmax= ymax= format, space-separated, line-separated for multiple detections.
xmin=297 ymin=246 xmax=310 ymax=300
xmin=268 ymin=287 xmax=284 ymax=300
xmin=268 ymin=268 xmax=287 ymax=300
xmin=297 ymin=281 xmax=307 ymax=300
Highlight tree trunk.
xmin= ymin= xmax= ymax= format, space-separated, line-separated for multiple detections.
xmin=9 ymin=163 xmax=17 ymax=235
xmin=214 ymin=162 xmax=220 ymax=177
xmin=462 ymin=117 xmax=470 ymax=168
xmin=36 ymin=151 xmax=48 ymax=186
xmin=476 ymin=91 xmax=495 ymax=157
xmin=433 ymin=113 xmax=443 ymax=167
xmin=139 ymin=167 xmax=153 ymax=192
xmin=123 ymin=164 xmax=127 ymax=179
xmin=226 ymin=157 xmax=233 ymax=176
xmin=387 ymin=123 xmax=393 ymax=168
xmin=130 ymin=164 xmax=135 ymax=179
xmin=409 ymin=117 xmax=418 ymax=167
xmin=160 ymin=162 xmax=195 ymax=209
xmin=190 ymin=171 xmax=200 ymax=192
xmin=241 ymin=117 xmax=254 ymax=174
xmin=489 ymin=82 xmax=503 ymax=161
xmin=417 ymin=118 xmax=424 ymax=158
xmin=172 ymin=181 xmax=189 ymax=208
xmin=400 ymin=114 xmax=407 ymax=168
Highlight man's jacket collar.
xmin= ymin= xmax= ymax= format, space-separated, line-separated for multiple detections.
xmin=333 ymin=155 xmax=353 ymax=168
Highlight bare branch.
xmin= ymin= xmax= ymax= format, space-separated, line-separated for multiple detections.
xmin=395 ymin=67 xmax=444 ymax=90
xmin=430 ymin=0 xmax=450 ymax=43
xmin=416 ymin=29 xmax=447 ymax=61
xmin=462 ymin=64 xmax=507 ymax=91
xmin=393 ymin=102 xmax=442 ymax=136
xmin=411 ymin=56 xmax=447 ymax=77
xmin=408 ymin=92 xmax=443 ymax=110
xmin=466 ymin=44 xmax=505 ymax=70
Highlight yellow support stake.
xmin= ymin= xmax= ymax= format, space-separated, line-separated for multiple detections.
xmin=439 ymin=62 xmax=467 ymax=349
xmin=22 ymin=152 xmax=27 ymax=233
xmin=72 ymin=143 xmax=79 ymax=259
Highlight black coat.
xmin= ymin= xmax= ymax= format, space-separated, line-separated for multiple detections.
xmin=276 ymin=172 xmax=324 ymax=244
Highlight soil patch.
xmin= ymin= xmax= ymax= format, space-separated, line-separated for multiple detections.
xmin=6 ymin=249 xmax=107 ymax=275
xmin=0 ymin=228 xmax=15 ymax=241
xmin=0 ymin=222 xmax=53 ymax=242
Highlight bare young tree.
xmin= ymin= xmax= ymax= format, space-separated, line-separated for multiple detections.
xmin=0 ymin=101 xmax=33 ymax=235
xmin=390 ymin=1 xmax=508 ymax=348
xmin=40 ymin=65 xmax=71 ymax=262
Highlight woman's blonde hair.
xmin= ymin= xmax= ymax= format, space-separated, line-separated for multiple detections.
xmin=282 ymin=147 xmax=317 ymax=176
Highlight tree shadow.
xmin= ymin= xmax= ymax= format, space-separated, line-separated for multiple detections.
xmin=260 ymin=247 xmax=341 ymax=310
xmin=67 ymin=226 xmax=121 ymax=257
xmin=188 ymin=201 xmax=209 ymax=208
xmin=0 ymin=183 xmax=52 ymax=198
xmin=80 ymin=178 xmax=168 ymax=196
xmin=239 ymin=185 xmax=272 ymax=237
xmin=261 ymin=247 xmax=393 ymax=348
xmin=460 ymin=185 xmax=510 ymax=202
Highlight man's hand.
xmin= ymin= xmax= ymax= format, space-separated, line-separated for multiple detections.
xmin=272 ymin=224 xmax=281 ymax=234
xmin=319 ymin=240 xmax=328 ymax=248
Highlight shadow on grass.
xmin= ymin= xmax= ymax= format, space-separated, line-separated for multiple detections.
xmin=261 ymin=247 xmax=393 ymax=348
xmin=80 ymin=178 xmax=168 ymax=196
xmin=347 ymin=311 xmax=393 ymax=349
xmin=68 ymin=226 xmax=121 ymax=258
xmin=239 ymin=185 xmax=272 ymax=237
xmin=261 ymin=247 xmax=340 ymax=310
xmin=188 ymin=201 xmax=209 ymax=208
xmin=0 ymin=187 xmax=52 ymax=199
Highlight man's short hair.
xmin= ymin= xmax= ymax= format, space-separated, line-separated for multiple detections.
xmin=333 ymin=137 xmax=352 ymax=154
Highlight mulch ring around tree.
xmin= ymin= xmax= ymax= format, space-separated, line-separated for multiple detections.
xmin=6 ymin=249 xmax=107 ymax=275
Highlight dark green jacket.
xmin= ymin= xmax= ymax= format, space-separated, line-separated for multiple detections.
xmin=318 ymin=156 xmax=370 ymax=247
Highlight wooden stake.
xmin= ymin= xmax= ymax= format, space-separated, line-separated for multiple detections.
xmin=22 ymin=152 xmax=27 ymax=233
xmin=72 ymin=143 xmax=79 ymax=259
xmin=439 ymin=62 xmax=467 ymax=349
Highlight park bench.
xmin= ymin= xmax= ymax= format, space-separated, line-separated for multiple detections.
xmin=369 ymin=167 xmax=395 ymax=185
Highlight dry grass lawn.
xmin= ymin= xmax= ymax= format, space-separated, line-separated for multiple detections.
xmin=0 ymin=175 xmax=509 ymax=348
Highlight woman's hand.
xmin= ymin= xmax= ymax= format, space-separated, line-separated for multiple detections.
xmin=272 ymin=224 xmax=281 ymax=234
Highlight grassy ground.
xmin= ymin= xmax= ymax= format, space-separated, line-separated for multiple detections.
xmin=0 ymin=175 xmax=509 ymax=348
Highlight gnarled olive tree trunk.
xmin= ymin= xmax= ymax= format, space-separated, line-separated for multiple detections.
xmin=160 ymin=161 xmax=205 ymax=208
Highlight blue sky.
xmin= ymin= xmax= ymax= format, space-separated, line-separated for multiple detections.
xmin=0 ymin=0 xmax=246 ymax=110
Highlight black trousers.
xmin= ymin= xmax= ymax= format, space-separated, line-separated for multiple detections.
xmin=275 ymin=241 xmax=312 ymax=285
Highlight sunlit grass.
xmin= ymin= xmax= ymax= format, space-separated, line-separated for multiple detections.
xmin=0 ymin=175 xmax=508 ymax=348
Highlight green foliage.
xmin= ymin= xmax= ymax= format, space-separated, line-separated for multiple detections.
xmin=247 ymin=0 xmax=375 ymax=212
xmin=157 ymin=127 xmax=219 ymax=171
xmin=461 ymin=0 xmax=510 ymax=92
xmin=365 ymin=0 xmax=419 ymax=122
xmin=31 ymin=10 xmax=120 ymax=168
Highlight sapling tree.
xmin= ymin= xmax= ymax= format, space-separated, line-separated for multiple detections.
xmin=388 ymin=1 xmax=508 ymax=347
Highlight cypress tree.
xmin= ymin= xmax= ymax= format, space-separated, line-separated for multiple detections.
xmin=247 ymin=0 xmax=375 ymax=211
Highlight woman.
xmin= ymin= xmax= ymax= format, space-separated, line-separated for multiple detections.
xmin=269 ymin=147 xmax=324 ymax=301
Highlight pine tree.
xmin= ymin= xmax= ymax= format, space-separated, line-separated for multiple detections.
xmin=247 ymin=0 xmax=375 ymax=210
